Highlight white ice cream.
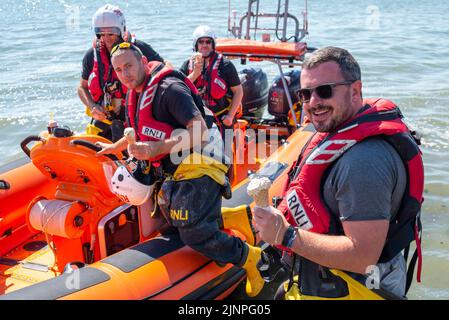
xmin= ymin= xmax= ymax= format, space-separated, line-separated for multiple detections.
xmin=247 ymin=177 xmax=272 ymax=196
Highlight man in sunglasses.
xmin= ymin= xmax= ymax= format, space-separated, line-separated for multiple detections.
xmin=253 ymin=47 xmax=424 ymax=299
xmin=97 ymin=43 xmax=265 ymax=298
xmin=78 ymin=4 xmax=164 ymax=142
xmin=180 ymin=25 xmax=243 ymax=131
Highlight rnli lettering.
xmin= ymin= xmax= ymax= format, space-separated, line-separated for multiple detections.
xmin=214 ymin=78 xmax=226 ymax=90
xmin=286 ymin=190 xmax=313 ymax=230
xmin=170 ymin=209 xmax=189 ymax=221
xmin=142 ymin=126 xmax=166 ymax=140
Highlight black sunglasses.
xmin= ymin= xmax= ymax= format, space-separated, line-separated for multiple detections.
xmin=198 ymin=39 xmax=213 ymax=45
xmin=297 ymin=80 xmax=356 ymax=102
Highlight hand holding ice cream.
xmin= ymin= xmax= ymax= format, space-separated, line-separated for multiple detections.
xmin=248 ymin=177 xmax=290 ymax=245
xmin=192 ymin=52 xmax=204 ymax=76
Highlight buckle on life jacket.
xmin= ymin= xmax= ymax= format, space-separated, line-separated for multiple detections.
xmin=410 ymin=130 xmax=422 ymax=145
xmin=257 ymin=244 xmax=286 ymax=283
xmin=272 ymin=196 xmax=284 ymax=209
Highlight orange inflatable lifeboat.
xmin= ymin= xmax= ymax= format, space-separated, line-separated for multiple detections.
xmin=0 ymin=121 xmax=314 ymax=300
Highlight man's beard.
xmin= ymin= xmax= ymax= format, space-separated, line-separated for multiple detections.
xmin=309 ymin=102 xmax=353 ymax=132
xmin=308 ymin=104 xmax=335 ymax=132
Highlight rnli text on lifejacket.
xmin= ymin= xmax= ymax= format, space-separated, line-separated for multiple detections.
xmin=170 ymin=209 xmax=189 ymax=221
xmin=142 ymin=126 xmax=166 ymax=140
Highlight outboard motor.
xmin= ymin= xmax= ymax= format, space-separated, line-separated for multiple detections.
xmin=268 ymin=70 xmax=301 ymax=123
xmin=239 ymin=67 xmax=268 ymax=117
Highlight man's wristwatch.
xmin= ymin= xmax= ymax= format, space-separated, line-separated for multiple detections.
xmin=281 ymin=225 xmax=298 ymax=248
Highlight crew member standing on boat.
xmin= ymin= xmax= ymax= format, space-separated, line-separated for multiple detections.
xmin=253 ymin=47 xmax=424 ymax=299
xmin=96 ymin=42 xmax=265 ymax=297
xmin=180 ymin=25 xmax=243 ymax=132
xmin=78 ymin=4 xmax=164 ymax=142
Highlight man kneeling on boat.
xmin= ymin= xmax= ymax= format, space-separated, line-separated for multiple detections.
xmin=253 ymin=47 xmax=424 ymax=300
xmin=96 ymin=42 xmax=265 ymax=297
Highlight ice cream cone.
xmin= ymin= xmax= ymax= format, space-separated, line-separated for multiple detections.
xmin=194 ymin=52 xmax=202 ymax=64
xmin=124 ymin=128 xmax=136 ymax=145
xmin=247 ymin=177 xmax=272 ymax=208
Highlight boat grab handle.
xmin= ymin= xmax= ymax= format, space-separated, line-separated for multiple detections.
xmin=20 ymin=135 xmax=45 ymax=158
xmin=0 ymin=180 xmax=10 ymax=190
xmin=70 ymin=139 xmax=119 ymax=162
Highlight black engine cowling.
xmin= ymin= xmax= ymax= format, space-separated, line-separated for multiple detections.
xmin=239 ymin=67 xmax=269 ymax=116
xmin=268 ymin=70 xmax=301 ymax=119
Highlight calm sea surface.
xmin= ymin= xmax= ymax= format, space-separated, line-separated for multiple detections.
xmin=0 ymin=0 xmax=448 ymax=299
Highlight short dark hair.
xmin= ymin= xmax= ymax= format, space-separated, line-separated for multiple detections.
xmin=303 ymin=46 xmax=361 ymax=81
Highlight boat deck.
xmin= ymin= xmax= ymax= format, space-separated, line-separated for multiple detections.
xmin=0 ymin=233 xmax=57 ymax=294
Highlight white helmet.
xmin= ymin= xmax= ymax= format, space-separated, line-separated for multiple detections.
xmin=110 ymin=165 xmax=155 ymax=206
xmin=92 ymin=4 xmax=126 ymax=38
xmin=192 ymin=25 xmax=216 ymax=50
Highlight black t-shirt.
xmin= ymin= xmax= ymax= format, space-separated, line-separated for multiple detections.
xmin=81 ymin=39 xmax=164 ymax=80
xmin=179 ymin=54 xmax=241 ymax=89
xmin=151 ymin=77 xmax=201 ymax=129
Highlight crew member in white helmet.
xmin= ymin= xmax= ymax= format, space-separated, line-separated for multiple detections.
xmin=180 ymin=25 xmax=243 ymax=132
xmin=78 ymin=4 xmax=164 ymax=142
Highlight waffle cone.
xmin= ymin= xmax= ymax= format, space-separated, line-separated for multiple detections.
xmin=253 ymin=189 xmax=270 ymax=207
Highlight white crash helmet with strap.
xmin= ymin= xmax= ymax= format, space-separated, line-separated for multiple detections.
xmin=92 ymin=4 xmax=126 ymax=38
xmin=192 ymin=25 xmax=216 ymax=51
xmin=110 ymin=164 xmax=155 ymax=206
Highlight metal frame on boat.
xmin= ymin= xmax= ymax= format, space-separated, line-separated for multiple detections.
xmin=221 ymin=0 xmax=311 ymax=127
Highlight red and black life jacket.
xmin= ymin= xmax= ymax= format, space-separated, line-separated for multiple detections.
xmin=277 ymin=98 xmax=424 ymax=292
xmin=87 ymin=38 xmax=129 ymax=105
xmin=188 ymin=52 xmax=229 ymax=115
xmin=126 ymin=61 xmax=215 ymax=161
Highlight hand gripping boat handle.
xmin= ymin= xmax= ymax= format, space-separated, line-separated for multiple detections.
xmin=70 ymin=139 xmax=120 ymax=161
